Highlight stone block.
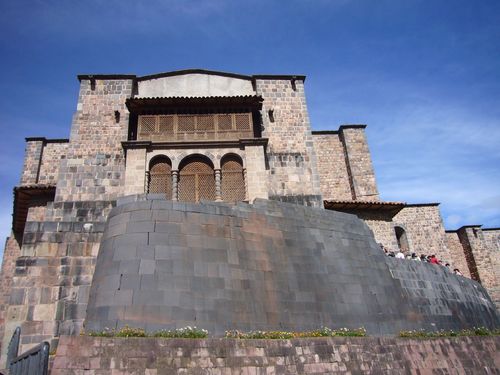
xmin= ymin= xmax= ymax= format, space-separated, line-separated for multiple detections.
xmin=155 ymin=222 xmax=182 ymax=234
xmin=114 ymin=233 xmax=148 ymax=247
xmin=9 ymin=288 xmax=25 ymax=305
xmin=130 ymin=210 xmax=153 ymax=222
xmin=113 ymin=245 xmax=137 ymax=261
xmin=139 ymin=259 xmax=156 ymax=275
xmin=148 ymin=233 xmax=169 ymax=246
xmin=137 ymin=245 xmax=155 ymax=260
xmin=127 ymin=221 xmax=155 ymax=233
xmin=33 ymin=304 xmax=56 ymax=321
xmin=118 ymin=259 xmax=141 ymax=274
xmin=120 ymin=274 xmax=141 ymax=290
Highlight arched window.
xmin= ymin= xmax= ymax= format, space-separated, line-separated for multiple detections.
xmin=394 ymin=226 xmax=409 ymax=252
xmin=148 ymin=156 xmax=172 ymax=199
xmin=178 ymin=156 xmax=216 ymax=203
xmin=221 ymin=154 xmax=245 ymax=202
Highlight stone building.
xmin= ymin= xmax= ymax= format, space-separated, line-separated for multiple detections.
xmin=0 ymin=69 xmax=498 ymax=365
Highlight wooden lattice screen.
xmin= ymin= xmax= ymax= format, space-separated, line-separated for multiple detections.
xmin=221 ymin=157 xmax=246 ymax=202
xmin=178 ymin=158 xmax=216 ymax=203
xmin=138 ymin=113 xmax=253 ymax=141
xmin=148 ymin=157 xmax=172 ymax=199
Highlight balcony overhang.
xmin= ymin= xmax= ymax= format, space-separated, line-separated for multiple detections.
xmin=324 ymin=199 xmax=406 ymax=218
xmin=12 ymin=184 xmax=56 ymax=239
xmin=126 ymin=95 xmax=263 ymax=114
xmin=122 ymin=138 xmax=268 ymax=151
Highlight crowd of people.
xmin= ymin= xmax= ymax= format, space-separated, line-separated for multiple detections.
xmin=379 ymin=244 xmax=463 ymax=276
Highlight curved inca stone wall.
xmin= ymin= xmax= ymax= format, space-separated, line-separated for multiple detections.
xmin=85 ymin=196 xmax=499 ymax=335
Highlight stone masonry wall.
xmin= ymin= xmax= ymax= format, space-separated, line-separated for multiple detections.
xmin=356 ymin=211 xmax=399 ymax=251
xmin=20 ymin=139 xmax=68 ymax=186
xmin=51 ymin=335 xmax=500 ymax=375
xmin=457 ymin=226 xmax=499 ymax=309
xmin=0 ymin=235 xmax=21 ymax=362
xmin=55 ymin=78 xmax=133 ymax=202
xmin=20 ymin=139 xmax=44 ymax=185
xmin=255 ymin=79 xmax=322 ymax=206
xmin=312 ymin=132 xmax=352 ymax=201
xmin=339 ymin=126 xmax=379 ymax=201
xmin=483 ymin=228 xmax=500 ymax=308
xmin=38 ymin=141 xmax=69 ymax=186
xmin=0 ymin=200 xmax=114 ymax=367
xmin=244 ymin=145 xmax=268 ymax=201
xmin=124 ymin=148 xmax=147 ymax=196
xmin=445 ymin=232 xmax=472 ymax=278
xmin=393 ymin=205 xmax=451 ymax=262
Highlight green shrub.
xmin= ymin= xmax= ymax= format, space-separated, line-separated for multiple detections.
xmin=224 ymin=330 xmax=295 ymax=339
xmin=85 ymin=327 xmax=116 ymax=337
xmin=153 ymin=326 xmax=208 ymax=339
xmin=114 ymin=326 xmax=147 ymax=337
xmin=225 ymin=327 xmax=366 ymax=339
xmin=85 ymin=325 xmax=208 ymax=338
xmin=399 ymin=327 xmax=499 ymax=338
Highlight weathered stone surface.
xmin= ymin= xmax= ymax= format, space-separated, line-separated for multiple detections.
xmin=339 ymin=126 xmax=379 ymax=201
xmin=312 ymin=132 xmax=353 ymax=201
xmin=85 ymin=197 xmax=499 ymax=335
xmin=450 ymin=226 xmax=500 ymax=309
xmin=256 ymin=79 xmax=323 ymax=207
xmin=51 ymin=335 xmax=500 ymax=375
xmin=55 ymin=78 xmax=133 ymax=202
xmin=0 ymin=200 xmax=115 ymax=366
xmin=393 ymin=204 xmax=451 ymax=261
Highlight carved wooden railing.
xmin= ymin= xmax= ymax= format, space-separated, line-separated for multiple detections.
xmin=137 ymin=113 xmax=254 ymax=141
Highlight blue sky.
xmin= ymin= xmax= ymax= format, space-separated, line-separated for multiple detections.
xmin=0 ymin=0 xmax=499 ymax=253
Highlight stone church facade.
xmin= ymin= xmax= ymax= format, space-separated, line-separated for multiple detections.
xmin=0 ymin=69 xmax=498 ymax=363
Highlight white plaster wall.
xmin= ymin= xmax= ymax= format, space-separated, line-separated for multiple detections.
xmin=138 ymin=74 xmax=255 ymax=98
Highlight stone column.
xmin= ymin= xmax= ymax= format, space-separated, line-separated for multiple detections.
xmin=243 ymin=168 xmax=249 ymax=201
xmin=245 ymin=145 xmax=268 ymax=201
xmin=145 ymin=171 xmax=150 ymax=193
xmin=123 ymin=147 xmax=147 ymax=196
xmin=172 ymin=170 xmax=179 ymax=201
xmin=215 ymin=169 xmax=222 ymax=201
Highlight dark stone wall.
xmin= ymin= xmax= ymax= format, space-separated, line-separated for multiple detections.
xmin=52 ymin=335 xmax=500 ymax=374
xmin=0 ymin=200 xmax=114 ymax=365
xmin=85 ymin=196 xmax=499 ymax=335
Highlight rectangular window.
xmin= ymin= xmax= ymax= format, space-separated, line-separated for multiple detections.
xmin=137 ymin=113 xmax=253 ymax=141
